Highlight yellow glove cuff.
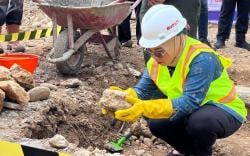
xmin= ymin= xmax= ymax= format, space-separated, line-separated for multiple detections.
xmin=142 ymin=99 xmax=173 ymax=119
xmin=125 ymin=88 xmax=138 ymax=99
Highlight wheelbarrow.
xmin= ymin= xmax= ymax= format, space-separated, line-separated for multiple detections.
xmin=37 ymin=0 xmax=141 ymax=75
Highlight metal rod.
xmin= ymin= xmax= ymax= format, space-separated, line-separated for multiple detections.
xmin=67 ymin=14 xmax=74 ymax=49
xmin=52 ymin=13 xmax=57 ymax=46
xmin=98 ymin=32 xmax=113 ymax=59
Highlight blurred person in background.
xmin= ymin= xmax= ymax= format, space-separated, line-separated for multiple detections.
xmin=214 ymin=0 xmax=250 ymax=51
xmin=198 ymin=0 xmax=211 ymax=47
xmin=118 ymin=1 xmax=141 ymax=48
xmin=0 ymin=0 xmax=25 ymax=53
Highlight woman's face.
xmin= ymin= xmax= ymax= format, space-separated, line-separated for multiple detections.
xmin=148 ymin=36 xmax=180 ymax=66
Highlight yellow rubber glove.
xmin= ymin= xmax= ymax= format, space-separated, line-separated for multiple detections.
xmin=115 ymin=97 xmax=173 ymax=122
xmin=101 ymin=86 xmax=138 ymax=115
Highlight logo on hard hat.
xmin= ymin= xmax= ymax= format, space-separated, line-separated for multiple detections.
xmin=166 ymin=20 xmax=179 ymax=31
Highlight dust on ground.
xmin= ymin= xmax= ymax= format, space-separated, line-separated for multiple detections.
xmin=0 ymin=1 xmax=249 ymax=156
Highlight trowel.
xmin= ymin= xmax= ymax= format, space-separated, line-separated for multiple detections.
xmin=105 ymin=131 xmax=132 ymax=153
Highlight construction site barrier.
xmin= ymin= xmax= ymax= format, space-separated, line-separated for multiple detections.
xmin=0 ymin=140 xmax=71 ymax=156
xmin=0 ymin=26 xmax=62 ymax=42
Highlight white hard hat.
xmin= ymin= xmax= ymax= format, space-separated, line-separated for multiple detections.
xmin=139 ymin=4 xmax=187 ymax=48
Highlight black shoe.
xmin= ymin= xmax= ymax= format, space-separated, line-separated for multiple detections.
xmin=7 ymin=43 xmax=25 ymax=52
xmin=200 ymin=39 xmax=212 ymax=47
xmin=235 ymin=41 xmax=250 ymax=51
xmin=121 ymin=40 xmax=133 ymax=48
xmin=0 ymin=47 xmax=4 ymax=54
xmin=166 ymin=150 xmax=185 ymax=156
xmin=214 ymin=40 xmax=225 ymax=49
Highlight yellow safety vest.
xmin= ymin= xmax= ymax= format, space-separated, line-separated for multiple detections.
xmin=147 ymin=36 xmax=247 ymax=119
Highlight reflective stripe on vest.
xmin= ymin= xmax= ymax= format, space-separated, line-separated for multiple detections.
xmin=147 ymin=36 xmax=247 ymax=118
xmin=218 ymin=84 xmax=237 ymax=103
xmin=181 ymin=44 xmax=212 ymax=88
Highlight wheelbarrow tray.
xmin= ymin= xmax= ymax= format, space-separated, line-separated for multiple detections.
xmin=38 ymin=1 xmax=133 ymax=30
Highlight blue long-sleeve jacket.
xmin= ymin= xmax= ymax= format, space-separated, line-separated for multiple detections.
xmin=134 ymin=52 xmax=244 ymax=123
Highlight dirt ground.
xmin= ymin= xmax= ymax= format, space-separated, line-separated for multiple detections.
xmin=0 ymin=1 xmax=249 ymax=156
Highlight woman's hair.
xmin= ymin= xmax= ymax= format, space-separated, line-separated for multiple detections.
xmin=177 ymin=28 xmax=188 ymax=36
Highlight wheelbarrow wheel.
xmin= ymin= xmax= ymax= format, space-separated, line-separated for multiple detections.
xmin=107 ymin=37 xmax=121 ymax=60
xmin=54 ymin=29 xmax=86 ymax=75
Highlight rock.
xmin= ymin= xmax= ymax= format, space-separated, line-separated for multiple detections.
xmin=236 ymin=86 xmax=250 ymax=107
xmin=99 ymin=89 xmax=132 ymax=112
xmin=143 ymin=138 xmax=152 ymax=147
xmin=0 ymin=80 xmax=29 ymax=105
xmin=40 ymin=83 xmax=58 ymax=91
xmin=128 ymin=67 xmax=141 ymax=77
xmin=28 ymin=86 xmax=50 ymax=102
xmin=87 ymin=77 xmax=96 ymax=85
xmin=95 ymin=66 xmax=104 ymax=75
xmin=74 ymin=148 xmax=92 ymax=156
xmin=60 ymin=78 xmax=82 ymax=88
xmin=0 ymin=66 xmax=11 ymax=81
xmin=139 ymin=136 xmax=144 ymax=142
xmin=156 ymin=145 xmax=164 ymax=150
xmin=0 ymin=89 xmax=5 ymax=111
xmin=48 ymin=134 xmax=69 ymax=149
xmin=105 ymin=61 xmax=114 ymax=66
xmin=130 ymin=135 xmax=138 ymax=141
xmin=131 ymin=121 xmax=141 ymax=134
xmin=92 ymin=148 xmax=106 ymax=156
xmin=114 ymin=63 xmax=124 ymax=70
xmin=135 ymin=140 xmax=140 ymax=145
xmin=87 ymin=146 xmax=94 ymax=151
xmin=10 ymin=64 xmax=34 ymax=90
xmin=134 ymin=149 xmax=145 ymax=156
xmin=3 ymin=101 xmax=24 ymax=110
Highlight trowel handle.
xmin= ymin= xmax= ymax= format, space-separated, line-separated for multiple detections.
xmin=124 ymin=131 xmax=132 ymax=139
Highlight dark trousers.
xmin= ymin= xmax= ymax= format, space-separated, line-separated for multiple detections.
xmin=148 ymin=105 xmax=242 ymax=156
xmin=217 ymin=0 xmax=250 ymax=43
xmin=118 ymin=2 xmax=141 ymax=43
xmin=0 ymin=0 xmax=24 ymax=25
xmin=198 ymin=0 xmax=208 ymax=41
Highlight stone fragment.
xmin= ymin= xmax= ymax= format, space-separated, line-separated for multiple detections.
xmin=134 ymin=149 xmax=145 ymax=156
xmin=143 ymin=138 xmax=152 ymax=147
xmin=40 ymin=83 xmax=58 ymax=91
xmin=0 ymin=89 xmax=5 ymax=111
xmin=114 ymin=63 xmax=124 ymax=70
xmin=28 ymin=86 xmax=50 ymax=102
xmin=128 ymin=67 xmax=141 ymax=77
xmin=10 ymin=64 xmax=34 ymax=90
xmin=3 ymin=101 xmax=24 ymax=110
xmin=0 ymin=66 xmax=11 ymax=81
xmin=60 ymin=78 xmax=82 ymax=88
xmin=99 ymin=89 xmax=132 ymax=112
xmin=0 ymin=80 xmax=29 ymax=105
xmin=48 ymin=134 xmax=69 ymax=149
xmin=74 ymin=149 xmax=92 ymax=156
xmin=105 ymin=61 xmax=114 ymax=66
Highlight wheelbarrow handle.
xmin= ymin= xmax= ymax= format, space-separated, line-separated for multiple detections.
xmin=47 ymin=48 xmax=75 ymax=63
xmin=130 ymin=0 xmax=142 ymax=10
